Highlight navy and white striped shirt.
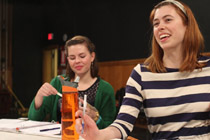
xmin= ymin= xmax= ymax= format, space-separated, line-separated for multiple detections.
xmin=111 ymin=56 xmax=210 ymax=140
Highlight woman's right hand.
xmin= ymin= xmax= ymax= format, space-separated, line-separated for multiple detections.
xmin=75 ymin=110 xmax=102 ymax=140
xmin=34 ymin=82 xmax=58 ymax=109
xmin=75 ymin=110 xmax=122 ymax=140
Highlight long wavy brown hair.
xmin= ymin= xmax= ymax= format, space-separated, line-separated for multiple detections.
xmin=144 ymin=0 xmax=205 ymax=73
xmin=64 ymin=35 xmax=99 ymax=80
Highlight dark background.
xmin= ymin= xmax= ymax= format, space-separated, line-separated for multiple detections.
xmin=11 ymin=0 xmax=210 ymax=108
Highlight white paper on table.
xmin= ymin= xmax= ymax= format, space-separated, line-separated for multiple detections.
xmin=0 ymin=119 xmax=25 ymax=132
xmin=20 ymin=123 xmax=61 ymax=138
xmin=0 ymin=119 xmax=61 ymax=138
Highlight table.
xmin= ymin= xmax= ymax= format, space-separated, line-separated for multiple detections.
xmin=0 ymin=131 xmax=60 ymax=140
xmin=0 ymin=131 xmax=126 ymax=140
xmin=0 ymin=119 xmax=127 ymax=140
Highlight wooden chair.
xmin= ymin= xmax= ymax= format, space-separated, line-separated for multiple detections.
xmin=127 ymin=136 xmax=139 ymax=140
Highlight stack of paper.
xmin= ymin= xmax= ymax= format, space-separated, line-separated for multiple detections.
xmin=0 ymin=119 xmax=61 ymax=138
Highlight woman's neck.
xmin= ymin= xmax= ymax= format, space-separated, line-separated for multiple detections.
xmin=76 ymin=74 xmax=97 ymax=91
xmin=163 ymin=50 xmax=183 ymax=69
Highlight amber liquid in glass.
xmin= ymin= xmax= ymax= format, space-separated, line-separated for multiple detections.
xmin=61 ymin=92 xmax=79 ymax=140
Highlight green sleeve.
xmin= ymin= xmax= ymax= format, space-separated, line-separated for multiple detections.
xmin=95 ymin=79 xmax=116 ymax=129
xmin=28 ymin=76 xmax=63 ymax=122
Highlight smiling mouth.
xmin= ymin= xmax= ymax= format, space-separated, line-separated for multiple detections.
xmin=75 ymin=66 xmax=83 ymax=70
xmin=160 ymin=34 xmax=170 ymax=42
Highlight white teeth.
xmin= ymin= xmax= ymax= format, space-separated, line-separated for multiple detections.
xmin=160 ymin=34 xmax=169 ymax=39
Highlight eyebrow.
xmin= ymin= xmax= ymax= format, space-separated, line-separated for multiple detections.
xmin=69 ymin=53 xmax=85 ymax=57
xmin=153 ymin=14 xmax=173 ymax=22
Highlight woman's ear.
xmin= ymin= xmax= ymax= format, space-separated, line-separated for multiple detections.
xmin=91 ymin=52 xmax=95 ymax=62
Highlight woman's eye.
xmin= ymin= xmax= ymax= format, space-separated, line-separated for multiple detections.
xmin=153 ymin=22 xmax=159 ymax=27
xmin=80 ymin=55 xmax=86 ymax=58
xmin=68 ymin=57 xmax=75 ymax=60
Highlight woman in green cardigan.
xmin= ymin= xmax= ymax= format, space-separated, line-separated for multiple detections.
xmin=28 ymin=35 xmax=116 ymax=129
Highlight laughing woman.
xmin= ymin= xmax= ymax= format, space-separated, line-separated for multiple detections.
xmin=75 ymin=1 xmax=210 ymax=140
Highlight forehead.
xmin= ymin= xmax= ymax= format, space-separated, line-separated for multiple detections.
xmin=154 ymin=5 xmax=179 ymax=19
xmin=68 ymin=44 xmax=88 ymax=53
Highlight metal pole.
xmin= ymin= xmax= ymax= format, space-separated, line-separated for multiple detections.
xmin=5 ymin=0 xmax=8 ymax=85
xmin=0 ymin=0 xmax=2 ymax=87
xmin=1 ymin=0 xmax=6 ymax=89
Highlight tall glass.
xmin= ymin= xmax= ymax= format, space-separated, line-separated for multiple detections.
xmin=61 ymin=86 xmax=79 ymax=140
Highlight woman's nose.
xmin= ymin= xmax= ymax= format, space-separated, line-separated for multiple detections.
xmin=158 ymin=23 xmax=165 ymax=31
xmin=75 ymin=57 xmax=81 ymax=63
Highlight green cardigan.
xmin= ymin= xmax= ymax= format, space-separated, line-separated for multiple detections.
xmin=28 ymin=76 xmax=116 ymax=129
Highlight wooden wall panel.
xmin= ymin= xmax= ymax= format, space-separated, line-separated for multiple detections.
xmin=98 ymin=58 xmax=145 ymax=93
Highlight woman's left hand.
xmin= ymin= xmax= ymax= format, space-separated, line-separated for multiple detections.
xmin=79 ymin=98 xmax=99 ymax=121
